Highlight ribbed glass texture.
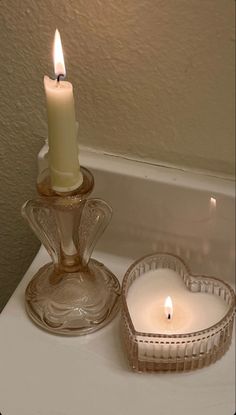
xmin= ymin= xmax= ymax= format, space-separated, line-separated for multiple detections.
xmin=122 ymin=253 xmax=235 ymax=372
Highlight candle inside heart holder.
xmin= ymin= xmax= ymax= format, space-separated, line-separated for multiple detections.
xmin=121 ymin=253 xmax=235 ymax=373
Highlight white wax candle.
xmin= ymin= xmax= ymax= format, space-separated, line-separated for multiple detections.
xmin=127 ymin=269 xmax=228 ymax=335
xmin=44 ymin=30 xmax=82 ymax=192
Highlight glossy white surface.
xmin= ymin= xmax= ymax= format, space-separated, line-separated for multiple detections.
xmin=0 ymin=154 xmax=235 ymax=414
xmin=83 ymin=149 xmax=235 ymax=285
xmin=0 ymin=248 xmax=235 ymax=415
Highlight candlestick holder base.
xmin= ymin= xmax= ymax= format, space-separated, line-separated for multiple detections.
xmin=22 ymin=167 xmax=121 ymax=335
xmin=122 ymin=253 xmax=235 ymax=372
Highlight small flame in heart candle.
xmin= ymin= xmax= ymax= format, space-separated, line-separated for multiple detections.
xmin=127 ymin=268 xmax=229 ymax=335
xmin=164 ymin=296 xmax=173 ymax=320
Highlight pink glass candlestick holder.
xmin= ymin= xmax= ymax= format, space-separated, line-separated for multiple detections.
xmin=22 ymin=167 xmax=120 ymax=335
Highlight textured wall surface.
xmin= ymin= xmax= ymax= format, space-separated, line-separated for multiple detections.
xmin=0 ymin=0 xmax=235 ymax=309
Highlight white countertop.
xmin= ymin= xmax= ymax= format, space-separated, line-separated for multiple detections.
xmin=0 ymin=246 xmax=235 ymax=415
xmin=1 ymin=153 xmax=235 ymax=414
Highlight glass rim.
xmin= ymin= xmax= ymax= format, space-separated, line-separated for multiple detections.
xmin=122 ymin=252 xmax=235 ymax=340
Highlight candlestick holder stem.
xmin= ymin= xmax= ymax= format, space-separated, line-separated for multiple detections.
xmin=22 ymin=167 xmax=120 ymax=335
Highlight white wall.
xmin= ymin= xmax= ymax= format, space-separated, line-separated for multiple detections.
xmin=0 ymin=0 xmax=234 ymax=309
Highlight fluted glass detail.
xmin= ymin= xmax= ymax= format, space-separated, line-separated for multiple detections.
xmin=22 ymin=167 xmax=120 ymax=335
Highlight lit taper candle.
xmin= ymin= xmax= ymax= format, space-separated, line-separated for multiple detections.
xmin=44 ymin=29 xmax=82 ymax=192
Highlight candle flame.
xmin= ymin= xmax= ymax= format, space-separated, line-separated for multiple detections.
xmin=53 ymin=29 xmax=66 ymax=77
xmin=164 ymin=296 xmax=173 ymax=320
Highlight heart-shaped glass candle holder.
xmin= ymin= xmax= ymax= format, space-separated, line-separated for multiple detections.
xmin=121 ymin=253 xmax=235 ymax=372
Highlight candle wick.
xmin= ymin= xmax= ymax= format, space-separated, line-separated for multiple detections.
xmin=57 ymin=74 xmax=64 ymax=83
xmin=167 ymin=313 xmax=171 ymax=320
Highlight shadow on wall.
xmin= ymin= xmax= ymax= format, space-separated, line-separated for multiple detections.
xmin=0 ymin=227 xmax=40 ymax=312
